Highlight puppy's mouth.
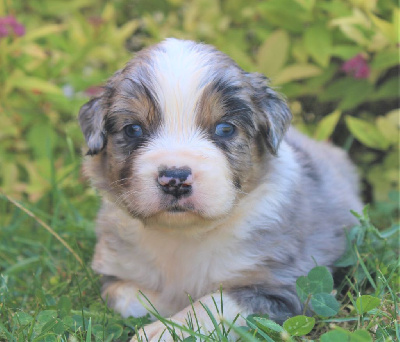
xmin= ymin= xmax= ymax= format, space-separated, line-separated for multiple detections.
xmin=166 ymin=206 xmax=188 ymax=213
xmin=142 ymin=200 xmax=223 ymax=230
xmin=160 ymin=200 xmax=198 ymax=215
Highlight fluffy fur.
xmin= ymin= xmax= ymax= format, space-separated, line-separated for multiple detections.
xmin=78 ymin=38 xmax=362 ymax=341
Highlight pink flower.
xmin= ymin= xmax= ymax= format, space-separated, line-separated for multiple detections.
xmin=12 ymin=22 xmax=25 ymax=36
xmin=0 ymin=15 xmax=25 ymax=39
xmin=341 ymin=54 xmax=370 ymax=79
xmin=0 ymin=15 xmax=17 ymax=25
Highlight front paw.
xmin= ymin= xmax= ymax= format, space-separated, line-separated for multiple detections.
xmin=131 ymin=320 xmax=187 ymax=342
xmin=130 ymin=293 xmax=245 ymax=341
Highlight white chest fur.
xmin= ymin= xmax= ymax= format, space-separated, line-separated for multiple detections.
xmin=94 ymin=202 xmax=260 ymax=312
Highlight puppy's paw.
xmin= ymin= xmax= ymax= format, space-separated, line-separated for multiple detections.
xmin=131 ymin=293 xmax=245 ymax=341
xmin=132 ymin=320 xmax=187 ymax=342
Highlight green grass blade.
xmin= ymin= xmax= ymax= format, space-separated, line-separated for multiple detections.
xmin=199 ymin=301 xmax=224 ymax=341
xmin=232 ymin=319 xmax=272 ymax=342
xmin=354 ymin=246 xmax=377 ymax=290
xmin=244 ymin=318 xmax=275 ymax=342
xmin=86 ymin=317 xmax=92 ymax=342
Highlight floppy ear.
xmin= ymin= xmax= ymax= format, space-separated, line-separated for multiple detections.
xmin=246 ymin=72 xmax=292 ymax=155
xmin=78 ymin=96 xmax=106 ymax=155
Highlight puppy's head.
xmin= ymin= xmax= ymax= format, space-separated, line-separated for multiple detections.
xmin=79 ymin=38 xmax=291 ymax=230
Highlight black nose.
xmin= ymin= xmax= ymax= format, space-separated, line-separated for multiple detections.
xmin=158 ymin=167 xmax=193 ymax=198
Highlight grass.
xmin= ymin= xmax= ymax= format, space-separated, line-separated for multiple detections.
xmin=0 ymin=0 xmax=398 ymax=340
xmin=0 ymin=173 xmax=398 ymax=341
xmin=0 ymin=175 xmax=149 ymax=341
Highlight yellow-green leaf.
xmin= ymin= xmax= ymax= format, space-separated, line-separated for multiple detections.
xmin=314 ymin=110 xmax=341 ymax=141
xmin=294 ymin=0 xmax=315 ymax=11
xmin=369 ymin=13 xmax=397 ymax=43
xmin=330 ymin=10 xmax=370 ymax=46
xmin=355 ymin=295 xmax=381 ymax=314
xmin=376 ymin=109 xmax=400 ymax=144
xmin=339 ymin=25 xmax=369 ymax=45
xmin=273 ymin=64 xmax=322 ymax=85
xmin=330 ymin=8 xmax=370 ymax=28
xmin=345 ymin=116 xmax=390 ymax=150
xmin=283 ymin=315 xmax=315 ymax=336
xmin=90 ymin=46 xmax=117 ymax=62
xmin=23 ymin=24 xmax=65 ymax=42
xmin=20 ymin=43 xmax=48 ymax=60
xmin=304 ymin=24 xmax=332 ymax=67
xmin=331 ymin=45 xmax=362 ymax=59
xmin=371 ymin=49 xmax=399 ymax=70
xmin=0 ymin=163 xmax=19 ymax=194
xmin=69 ymin=19 xmax=87 ymax=47
xmin=221 ymin=44 xmax=253 ymax=71
xmin=394 ymin=9 xmax=400 ymax=41
xmin=9 ymin=75 xmax=62 ymax=95
xmin=0 ymin=115 xmax=18 ymax=138
xmin=32 ymin=0 xmax=93 ymax=15
xmin=102 ymin=2 xmax=116 ymax=21
xmin=292 ymin=40 xmax=309 ymax=63
xmin=256 ymin=30 xmax=290 ymax=78
xmin=117 ymin=20 xmax=140 ymax=42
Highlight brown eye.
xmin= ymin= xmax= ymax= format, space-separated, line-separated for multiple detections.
xmin=215 ymin=123 xmax=235 ymax=138
xmin=124 ymin=124 xmax=143 ymax=138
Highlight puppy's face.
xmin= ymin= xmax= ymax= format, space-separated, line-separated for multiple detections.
xmin=79 ymin=39 xmax=291 ymax=230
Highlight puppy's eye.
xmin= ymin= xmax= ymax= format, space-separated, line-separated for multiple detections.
xmin=215 ymin=123 xmax=235 ymax=138
xmin=124 ymin=124 xmax=143 ymax=138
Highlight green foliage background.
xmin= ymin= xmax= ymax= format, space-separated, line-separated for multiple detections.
xmin=0 ymin=0 xmax=398 ymax=341
xmin=1 ymin=0 xmax=398 ymax=223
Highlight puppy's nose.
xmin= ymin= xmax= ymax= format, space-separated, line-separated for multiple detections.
xmin=158 ymin=167 xmax=193 ymax=198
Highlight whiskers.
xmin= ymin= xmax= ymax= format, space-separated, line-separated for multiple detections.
xmin=109 ymin=178 xmax=131 ymax=188
xmin=114 ymin=188 xmax=139 ymax=207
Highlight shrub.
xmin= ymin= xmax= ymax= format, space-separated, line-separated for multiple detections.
xmin=1 ymin=0 xmax=398 ymax=224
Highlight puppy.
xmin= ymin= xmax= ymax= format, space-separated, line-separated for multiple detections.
xmin=79 ymin=38 xmax=362 ymax=341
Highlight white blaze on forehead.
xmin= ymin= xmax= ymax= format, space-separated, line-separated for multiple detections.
xmin=149 ymin=39 xmax=214 ymax=136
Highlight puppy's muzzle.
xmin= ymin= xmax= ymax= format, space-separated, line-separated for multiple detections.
xmin=158 ymin=167 xmax=193 ymax=198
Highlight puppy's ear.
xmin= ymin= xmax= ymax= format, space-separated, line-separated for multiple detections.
xmin=78 ymin=96 xmax=106 ymax=155
xmin=247 ymin=72 xmax=292 ymax=155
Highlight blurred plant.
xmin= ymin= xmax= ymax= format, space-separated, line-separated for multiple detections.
xmin=0 ymin=2 xmax=138 ymax=204
xmin=0 ymin=0 xmax=398 ymax=222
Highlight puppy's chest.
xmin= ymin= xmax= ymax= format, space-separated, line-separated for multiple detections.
xmin=95 ymin=201 xmax=268 ymax=304
xmin=120 ymin=227 xmax=256 ymax=298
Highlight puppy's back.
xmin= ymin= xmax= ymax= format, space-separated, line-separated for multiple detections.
xmin=284 ymin=127 xmax=362 ymax=251
xmin=286 ymin=127 xmax=360 ymax=197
